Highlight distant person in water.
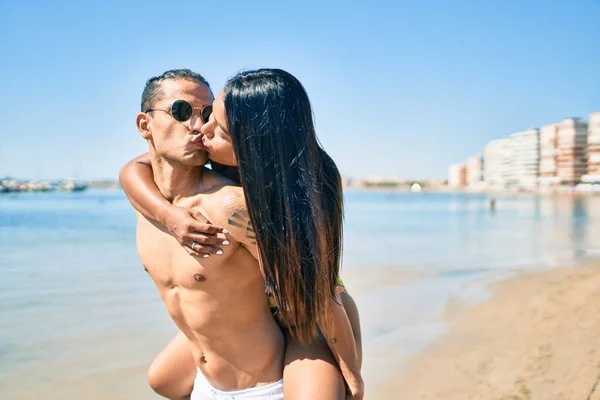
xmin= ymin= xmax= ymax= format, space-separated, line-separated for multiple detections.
xmin=489 ymin=197 xmax=496 ymax=212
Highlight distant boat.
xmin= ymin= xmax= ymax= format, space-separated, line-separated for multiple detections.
xmin=411 ymin=183 xmax=422 ymax=193
xmin=61 ymin=179 xmax=88 ymax=192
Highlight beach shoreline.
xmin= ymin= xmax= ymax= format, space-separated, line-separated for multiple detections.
xmin=372 ymin=260 xmax=600 ymax=399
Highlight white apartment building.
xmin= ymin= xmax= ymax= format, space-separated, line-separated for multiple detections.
xmin=557 ymin=117 xmax=588 ymax=185
xmin=448 ymin=163 xmax=467 ymax=187
xmin=510 ymin=128 xmax=540 ymax=189
xmin=538 ymin=123 xmax=561 ymax=187
xmin=466 ymin=154 xmax=484 ymax=187
xmin=581 ymin=112 xmax=600 ymax=184
xmin=483 ymin=137 xmax=513 ymax=188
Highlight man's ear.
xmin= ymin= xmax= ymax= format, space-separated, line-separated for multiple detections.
xmin=136 ymin=112 xmax=152 ymax=140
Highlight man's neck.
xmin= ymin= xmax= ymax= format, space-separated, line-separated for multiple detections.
xmin=150 ymin=152 xmax=203 ymax=202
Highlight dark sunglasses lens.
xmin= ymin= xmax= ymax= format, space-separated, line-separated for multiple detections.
xmin=201 ymin=105 xmax=213 ymax=123
xmin=172 ymin=100 xmax=193 ymax=122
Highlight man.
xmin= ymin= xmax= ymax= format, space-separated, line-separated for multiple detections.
xmin=134 ymin=69 xmax=285 ymax=398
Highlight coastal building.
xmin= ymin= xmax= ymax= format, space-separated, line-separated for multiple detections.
xmin=466 ymin=154 xmax=484 ymax=188
xmin=581 ymin=112 xmax=600 ymax=184
xmin=538 ymin=123 xmax=561 ymax=187
xmin=509 ymin=128 xmax=539 ymax=189
xmin=448 ymin=163 xmax=467 ymax=188
xmin=557 ymin=117 xmax=588 ymax=186
xmin=483 ymin=137 xmax=512 ymax=188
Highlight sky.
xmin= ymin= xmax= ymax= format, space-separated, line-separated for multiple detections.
xmin=0 ymin=0 xmax=599 ymax=180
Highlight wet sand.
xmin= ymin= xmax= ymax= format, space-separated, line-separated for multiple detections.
xmin=373 ymin=261 xmax=600 ymax=399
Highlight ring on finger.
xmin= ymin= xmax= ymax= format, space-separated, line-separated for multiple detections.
xmin=190 ymin=241 xmax=199 ymax=251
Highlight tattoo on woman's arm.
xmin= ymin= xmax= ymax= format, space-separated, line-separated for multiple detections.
xmin=228 ymin=211 xmax=257 ymax=245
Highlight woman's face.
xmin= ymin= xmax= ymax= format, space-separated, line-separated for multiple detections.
xmin=200 ymin=91 xmax=237 ymax=166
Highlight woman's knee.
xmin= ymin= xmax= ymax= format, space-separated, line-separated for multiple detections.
xmin=148 ymin=360 xmax=193 ymax=399
xmin=147 ymin=334 xmax=195 ymax=399
xmin=147 ymin=356 xmax=171 ymax=396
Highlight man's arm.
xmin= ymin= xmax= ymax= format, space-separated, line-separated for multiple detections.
xmin=119 ymin=153 xmax=227 ymax=256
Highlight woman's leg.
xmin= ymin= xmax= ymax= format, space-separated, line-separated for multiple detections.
xmin=283 ymin=291 xmax=363 ymax=399
xmin=148 ymin=331 xmax=196 ymax=400
xmin=340 ymin=292 xmax=362 ymax=368
xmin=283 ymin=331 xmax=346 ymax=400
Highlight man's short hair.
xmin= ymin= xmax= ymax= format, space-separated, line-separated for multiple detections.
xmin=141 ymin=69 xmax=212 ymax=112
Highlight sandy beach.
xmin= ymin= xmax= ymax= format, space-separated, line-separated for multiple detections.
xmin=373 ymin=261 xmax=600 ymax=400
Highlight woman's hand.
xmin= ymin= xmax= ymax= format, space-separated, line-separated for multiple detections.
xmin=163 ymin=206 xmax=229 ymax=257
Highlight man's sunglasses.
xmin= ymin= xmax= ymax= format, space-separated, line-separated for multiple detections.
xmin=146 ymin=100 xmax=213 ymax=123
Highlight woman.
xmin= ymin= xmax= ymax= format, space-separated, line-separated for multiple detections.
xmin=120 ymin=69 xmax=363 ymax=399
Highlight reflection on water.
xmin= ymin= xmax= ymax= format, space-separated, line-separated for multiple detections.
xmin=536 ymin=195 xmax=598 ymax=261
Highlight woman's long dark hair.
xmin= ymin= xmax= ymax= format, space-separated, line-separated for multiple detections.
xmin=223 ymin=69 xmax=343 ymax=343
